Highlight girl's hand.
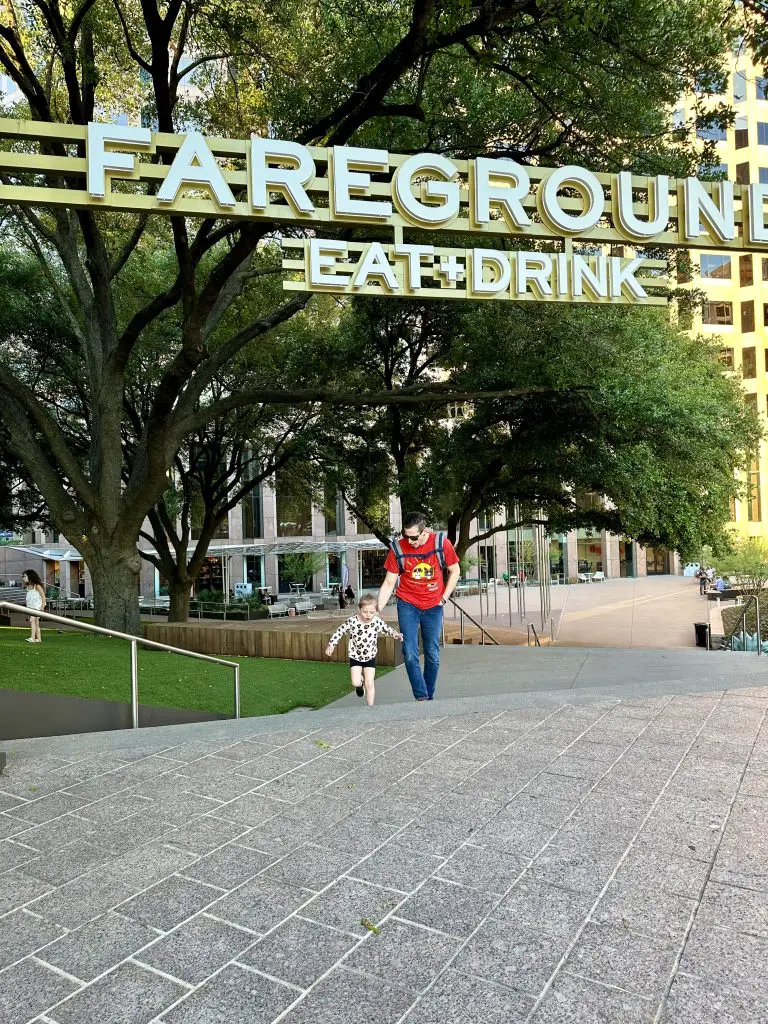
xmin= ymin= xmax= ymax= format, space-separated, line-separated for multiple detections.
xmin=325 ymin=645 xmax=334 ymax=657
xmin=397 ymin=632 xmax=404 ymax=641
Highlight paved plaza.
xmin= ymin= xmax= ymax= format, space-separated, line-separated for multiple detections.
xmin=2 ymin=679 xmax=768 ymax=1024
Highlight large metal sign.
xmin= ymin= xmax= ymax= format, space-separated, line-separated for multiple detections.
xmin=0 ymin=117 xmax=761 ymax=306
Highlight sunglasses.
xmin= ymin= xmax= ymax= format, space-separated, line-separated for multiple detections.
xmin=402 ymin=529 xmax=424 ymax=541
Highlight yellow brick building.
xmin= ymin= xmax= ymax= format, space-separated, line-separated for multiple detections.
xmin=681 ymin=49 xmax=768 ymax=540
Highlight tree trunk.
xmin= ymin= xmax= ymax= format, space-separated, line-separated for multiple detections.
xmin=168 ymin=580 xmax=192 ymax=622
xmin=88 ymin=543 xmax=142 ymax=635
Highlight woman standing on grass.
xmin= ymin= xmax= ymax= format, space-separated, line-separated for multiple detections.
xmin=22 ymin=569 xmax=46 ymax=643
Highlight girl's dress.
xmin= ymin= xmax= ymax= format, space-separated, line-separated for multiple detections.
xmin=26 ymin=588 xmax=43 ymax=611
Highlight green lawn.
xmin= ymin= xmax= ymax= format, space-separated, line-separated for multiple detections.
xmin=0 ymin=627 xmax=384 ymax=717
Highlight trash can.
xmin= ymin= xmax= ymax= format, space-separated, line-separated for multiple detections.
xmin=694 ymin=622 xmax=710 ymax=649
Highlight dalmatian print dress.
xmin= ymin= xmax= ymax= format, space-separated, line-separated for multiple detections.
xmin=328 ymin=614 xmax=401 ymax=663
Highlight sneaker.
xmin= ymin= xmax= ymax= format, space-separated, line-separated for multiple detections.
xmin=25 ymin=637 xmax=35 ymax=643
xmin=355 ymin=686 xmax=364 ymax=697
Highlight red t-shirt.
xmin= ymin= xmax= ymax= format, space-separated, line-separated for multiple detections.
xmin=384 ymin=532 xmax=459 ymax=610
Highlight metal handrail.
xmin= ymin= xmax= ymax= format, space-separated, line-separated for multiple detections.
xmin=0 ymin=601 xmax=241 ymax=727
xmin=448 ymin=597 xmax=500 ymax=645
xmin=729 ymin=594 xmax=761 ymax=655
xmin=527 ymin=622 xmax=542 ymax=647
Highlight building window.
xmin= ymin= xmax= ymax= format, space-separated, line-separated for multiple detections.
xmin=746 ymin=393 xmax=758 ymax=413
xmin=478 ymin=511 xmax=493 ymax=531
xmin=700 ymin=254 xmax=731 ymax=280
xmin=749 ymin=462 xmax=762 ymax=522
xmin=758 ymin=122 xmax=768 ymax=146
xmin=697 ymin=120 xmax=727 ymax=142
xmin=758 ymin=76 xmax=768 ymax=100
xmin=241 ymin=484 xmax=263 ymax=539
xmin=719 ymin=347 xmax=735 ymax=369
xmin=761 ymin=169 xmax=768 ymax=185
xmin=700 ymin=162 xmax=728 ymax=179
xmin=742 ymin=300 xmax=755 ymax=332
xmin=740 ymin=255 xmax=754 ymax=287
xmin=275 ymin=470 xmax=312 ymax=536
xmin=191 ymin=512 xmax=229 ymax=541
xmin=734 ymin=70 xmax=747 ymax=102
xmin=702 ymin=301 xmax=733 ymax=325
xmin=735 ymin=117 xmax=749 ymax=148
xmin=743 ymin=346 xmax=757 ymax=378
xmin=323 ymin=481 xmax=342 ymax=536
xmin=736 ymin=162 xmax=750 ymax=184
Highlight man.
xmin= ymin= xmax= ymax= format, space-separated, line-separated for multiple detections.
xmin=377 ymin=512 xmax=461 ymax=701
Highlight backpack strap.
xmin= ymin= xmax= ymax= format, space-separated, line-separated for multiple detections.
xmin=390 ymin=537 xmax=406 ymax=574
xmin=435 ymin=531 xmax=447 ymax=571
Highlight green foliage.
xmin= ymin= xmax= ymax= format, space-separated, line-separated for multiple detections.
xmin=0 ymin=0 xmax=743 ymax=632
xmin=318 ymin=298 xmax=762 ymax=560
xmin=280 ymin=553 xmax=325 ymax=586
xmin=717 ymin=537 xmax=768 ymax=597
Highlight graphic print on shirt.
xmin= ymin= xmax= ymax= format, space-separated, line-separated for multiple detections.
xmin=411 ymin=561 xmax=435 ymax=581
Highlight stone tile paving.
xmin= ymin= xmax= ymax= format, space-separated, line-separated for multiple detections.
xmin=0 ymin=687 xmax=767 ymax=1022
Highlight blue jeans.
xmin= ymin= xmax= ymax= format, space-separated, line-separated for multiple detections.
xmin=397 ymin=599 xmax=443 ymax=700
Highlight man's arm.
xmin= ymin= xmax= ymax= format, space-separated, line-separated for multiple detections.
xmin=441 ymin=563 xmax=461 ymax=604
xmin=377 ymin=571 xmax=399 ymax=613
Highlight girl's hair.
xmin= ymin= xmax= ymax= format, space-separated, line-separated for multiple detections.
xmin=358 ymin=593 xmax=377 ymax=608
xmin=23 ymin=568 xmax=43 ymax=586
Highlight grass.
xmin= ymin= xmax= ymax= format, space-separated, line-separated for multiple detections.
xmin=0 ymin=626 xmax=390 ymax=717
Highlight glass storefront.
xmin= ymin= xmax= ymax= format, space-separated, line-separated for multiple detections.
xmin=195 ymin=556 xmax=223 ymax=592
xmin=619 ymin=539 xmax=635 ymax=577
xmin=645 ymin=546 xmax=670 ymax=575
xmin=327 ymin=553 xmax=342 ymax=585
xmin=245 ymin=555 xmax=263 ymax=587
xmin=361 ymin=551 xmax=384 ymax=590
xmin=576 ymin=529 xmax=603 ymax=573
xmin=508 ymin=528 xmax=535 ymax=580
xmin=549 ymin=535 xmax=565 ymax=579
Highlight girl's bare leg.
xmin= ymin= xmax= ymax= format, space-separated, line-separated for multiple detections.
xmin=363 ymin=667 xmax=376 ymax=706
xmin=32 ymin=616 xmax=41 ymax=641
xmin=350 ymin=665 xmax=363 ymax=691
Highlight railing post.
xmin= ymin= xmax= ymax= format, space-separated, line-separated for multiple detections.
xmin=234 ymin=662 xmax=241 ymax=718
xmin=757 ymin=597 xmax=761 ymax=656
xmin=460 ymin=611 xmax=465 ymax=645
xmin=130 ymin=639 xmax=139 ymax=729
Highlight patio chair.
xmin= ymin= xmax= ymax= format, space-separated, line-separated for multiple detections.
xmin=294 ymin=598 xmax=316 ymax=614
xmin=592 ymin=571 xmax=606 ymax=582
xmin=268 ymin=601 xmax=289 ymax=617
xmin=577 ymin=573 xmax=590 ymax=583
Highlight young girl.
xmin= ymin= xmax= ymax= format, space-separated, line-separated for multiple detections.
xmin=325 ymin=593 xmax=402 ymax=706
xmin=22 ymin=569 xmax=46 ymax=644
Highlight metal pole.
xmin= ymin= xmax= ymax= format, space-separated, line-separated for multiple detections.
xmin=234 ymin=662 xmax=241 ymax=717
xmin=460 ymin=611 xmax=465 ymax=645
xmin=506 ymin=522 xmax=513 ymax=627
xmin=130 ymin=639 xmax=139 ymax=729
xmin=481 ymin=548 xmax=487 ymax=626
xmin=757 ymin=597 xmax=761 ymax=655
